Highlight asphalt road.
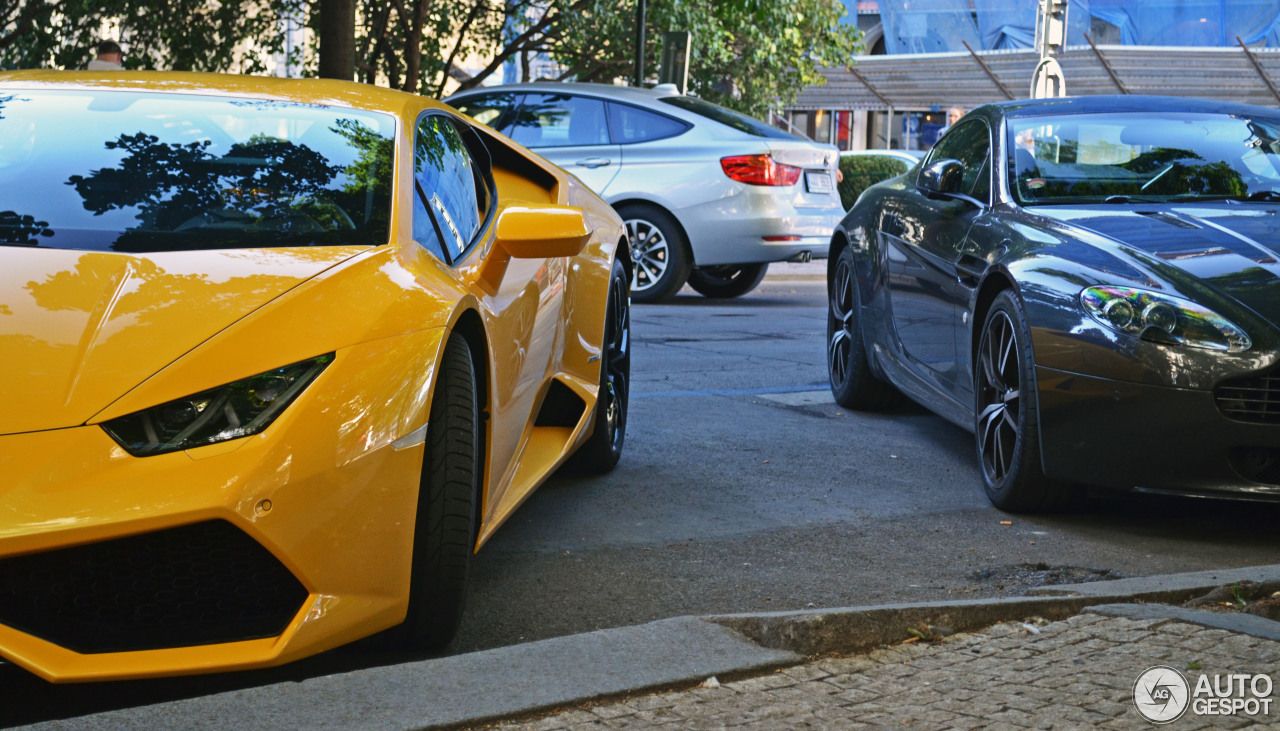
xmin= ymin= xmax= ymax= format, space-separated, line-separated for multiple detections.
xmin=6 ymin=271 xmax=1280 ymax=726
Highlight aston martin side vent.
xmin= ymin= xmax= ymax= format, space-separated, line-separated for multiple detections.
xmin=1215 ymin=370 xmax=1280 ymax=424
xmin=1136 ymin=211 xmax=1200 ymax=229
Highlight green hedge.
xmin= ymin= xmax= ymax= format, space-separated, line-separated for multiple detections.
xmin=838 ymin=155 xmax=912 ymax=210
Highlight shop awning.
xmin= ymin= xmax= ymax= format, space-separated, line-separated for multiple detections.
xmin=792 ymin=44 xmax=1280 ymax=111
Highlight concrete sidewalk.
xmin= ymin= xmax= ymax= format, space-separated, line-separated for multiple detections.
xmin=27 ymin=565 xmax=1280 ymax=730
xmin=486 ymin=608 xmax=1280 ymax=730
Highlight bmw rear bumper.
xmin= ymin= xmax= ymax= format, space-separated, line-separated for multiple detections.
xmin=1036 ymin=366 xmax=1280 ymax=499
xmin=677 ymin=190 xmax=843 ymax=267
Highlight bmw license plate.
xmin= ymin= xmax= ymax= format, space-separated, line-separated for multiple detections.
xmin=805 ymin=171 xmax=834 ymax=193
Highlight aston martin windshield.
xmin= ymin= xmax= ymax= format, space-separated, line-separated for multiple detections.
xmin=1009 ymin=111 xmax=1280 ymax=205
xmin=0 ymin=90 xmax=395 ymax=251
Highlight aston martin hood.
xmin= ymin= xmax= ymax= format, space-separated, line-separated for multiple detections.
xmin=0 ymin=246 xmax=366 ymax=435
xmin=1038 ymin=205 xmax=1280 ymax=331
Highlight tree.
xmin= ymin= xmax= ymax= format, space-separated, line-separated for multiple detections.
xmin=0 ymin=0 xmax=303 ymax=73
xmin=318 ymin=0 xmax=355 ymax=80
xmin=544 ymin=0 xmax=862 ymax=118
xmin=343 ymin=0 xmax=594 ymax=96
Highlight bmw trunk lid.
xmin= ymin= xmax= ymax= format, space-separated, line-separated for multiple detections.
xmin=766 ymin=139 xmax=842 ymax=210
xmin=0 ymin=246 xmax=366 ymax=435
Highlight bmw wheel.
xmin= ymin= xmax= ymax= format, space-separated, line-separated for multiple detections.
xmin=618 ymin=203 xmax=691 ymax=304
xmin=686 ymin=263 xmax=769 ymax=299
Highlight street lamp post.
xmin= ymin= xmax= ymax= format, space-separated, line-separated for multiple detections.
xmin=635 ymin=0 xmax=647 ymax=87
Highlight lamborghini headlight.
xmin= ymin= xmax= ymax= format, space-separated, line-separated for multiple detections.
xmin=102 ymin=354 xmax=334 ymax=456
xmin=1080 ymin=286 xmax=1251 ymax=353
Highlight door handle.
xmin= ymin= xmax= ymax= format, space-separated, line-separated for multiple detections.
xmin=575 ymin=157 xmax=611 ymax=169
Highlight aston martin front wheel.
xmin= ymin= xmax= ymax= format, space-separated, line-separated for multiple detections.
xmin=974 ymin=290 xmax=1065 ymax=513
xmin=570 ymin=256 xmax=630 ymax=473
xmin=828 ymin=246 xmax=896 ymax=410
xmin=396 ymin=332 xmax=481 ymax=652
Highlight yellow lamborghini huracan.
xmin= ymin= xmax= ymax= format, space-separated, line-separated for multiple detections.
xmin=0 ymin=72 xmax=630 ymax=682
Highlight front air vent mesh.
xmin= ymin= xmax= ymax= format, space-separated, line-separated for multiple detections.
xmin=1215 ymin=370 xmax=1280 ymax=424
xmin=0 ymin=520 xmax=308 ymax=654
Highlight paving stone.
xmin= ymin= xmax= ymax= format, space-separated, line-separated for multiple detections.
xmin=490 ymin=613 xmax=1280 ymax=731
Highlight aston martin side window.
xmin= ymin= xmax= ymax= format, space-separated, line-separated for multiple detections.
xmin=415 ymin=115 xmax=485 ymax=263
xmin=928 ymin=119 xmax=991 ymax=199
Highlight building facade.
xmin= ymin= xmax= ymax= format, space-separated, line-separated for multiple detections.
xmin=780 ymin=0 xmax=1280 ymax=152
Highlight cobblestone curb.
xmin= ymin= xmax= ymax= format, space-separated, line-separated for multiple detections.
xmin=484 ymin=612 xmax=1280 ymax=730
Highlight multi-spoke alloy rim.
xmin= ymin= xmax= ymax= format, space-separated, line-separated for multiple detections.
xmin=601 ymin=276 xmax=630 ymax=453
xmin=626 ymin=218 xmax=668 ymax=294
xmin=977 ymin=311 xmax=1021 ymax=485
xmin=828 ymin=257 xmax=855 ymax=387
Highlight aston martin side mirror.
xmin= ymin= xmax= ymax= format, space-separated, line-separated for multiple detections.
xmin=917 ymin=158 xmax=965 ymax=198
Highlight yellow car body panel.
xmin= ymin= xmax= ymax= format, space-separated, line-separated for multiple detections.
xmin=0 ymin=71 xmax=625 ymax=682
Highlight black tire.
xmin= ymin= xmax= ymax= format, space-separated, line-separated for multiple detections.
xmin=569 ymin=257 xmax=630 ymax=473
xmin=617 ymin=203 xmax=691 ymax=304
xmin=828 ymin=246 xmax=896 ymax=409
xmin=975 ymin=290 xmax=1069 ymax=512
xmin=686 ymin=263 xmax=769 ymax=299
xmin=391 ymin=333 xmax=481 ymax=652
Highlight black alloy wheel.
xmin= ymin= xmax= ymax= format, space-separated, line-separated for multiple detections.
xmin=570 ymin=256 xmax=630 ymax=472
xmin=686 ymin=263 xmax=769 ymax=299
xmin=827 ymin=246 xmax=895 ymax=409
xmin=391 ymin=332 xmax=481 ymax=652
xmin=617 ymin=203 xmax=691 ymax=304
xmin=975 ymin=290 xmax=1066 ymax=512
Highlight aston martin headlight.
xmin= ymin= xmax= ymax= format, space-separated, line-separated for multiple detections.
xmin=1080 ymin=286 xmax=1250 ymax=353
xmin=102 ymin=354 xmax=334 ymax=456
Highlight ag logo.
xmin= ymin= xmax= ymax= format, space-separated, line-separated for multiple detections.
xmin=1134 ymin=665 xmax=1190 ymax=724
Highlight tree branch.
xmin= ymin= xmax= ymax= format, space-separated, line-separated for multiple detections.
xmin=434 ymin=0 xmax=486 ymax=97
xmin=0 ymin=0 xmax=43 ymax=52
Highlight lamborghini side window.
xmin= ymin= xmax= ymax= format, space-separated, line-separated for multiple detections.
xmin=415 ymin=114 xmax=486 ymax=264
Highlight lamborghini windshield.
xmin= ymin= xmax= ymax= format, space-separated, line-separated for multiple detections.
xmin=0 ymin=90 xmax=395 ymax=252
xmin=1008 ymin=111 xmax=1280 ymax=205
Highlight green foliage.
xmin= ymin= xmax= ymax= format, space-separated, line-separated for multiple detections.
xmin=838 ymin=155 xmax=912 ymax=210
xmin=1 ymin=0 xmax=860 ymax=121
xmin=552 ymin=0 xmax=862 ymax=118
xmin=0 ymin=0 xmax=304 ymax=73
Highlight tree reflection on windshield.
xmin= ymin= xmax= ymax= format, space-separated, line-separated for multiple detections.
xmin=67 ymin=132 xmax=351 ymax=252
xmin=2 ymin=90 xmax=397 ymax=253
xmin=0 ymin=210 xmax=52 ymax=246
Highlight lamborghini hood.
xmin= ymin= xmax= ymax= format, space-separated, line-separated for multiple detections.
xmin=1036 ymin=204 xmax=1280 ymax=330
xmin=0 ymin=246 xmax=367 ymax=435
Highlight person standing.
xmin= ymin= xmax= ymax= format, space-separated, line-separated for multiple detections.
xmin=87 ymin=41 xmax=124 ymax=70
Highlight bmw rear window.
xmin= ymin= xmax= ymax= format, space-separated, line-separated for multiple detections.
xmin=659 ymin=96 xmax=801 ymax=140
xmin=0 ymin=90 xmax=396 ymax=252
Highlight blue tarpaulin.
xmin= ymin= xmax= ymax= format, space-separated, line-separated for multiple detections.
xmin=1089 ymin=0 xmax=1280 ymax=47
xmin=974 ymin=0 xmax=1091 ymax=50
xmin=878 ymin=0 xmax=982 ymax=54
xmin=877 ymin=0 xmax=1280 ymax=53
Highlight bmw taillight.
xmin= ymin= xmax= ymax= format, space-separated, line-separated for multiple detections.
xmin=720 ymin=155 xmax=802 ymax=186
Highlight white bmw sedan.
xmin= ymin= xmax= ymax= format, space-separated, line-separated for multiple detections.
xmin=447 ymin=82 xmax=844 ymax=302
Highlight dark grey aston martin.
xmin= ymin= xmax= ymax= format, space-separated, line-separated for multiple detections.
xmin=828 ymin=95 xmax=1280 ymax=511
